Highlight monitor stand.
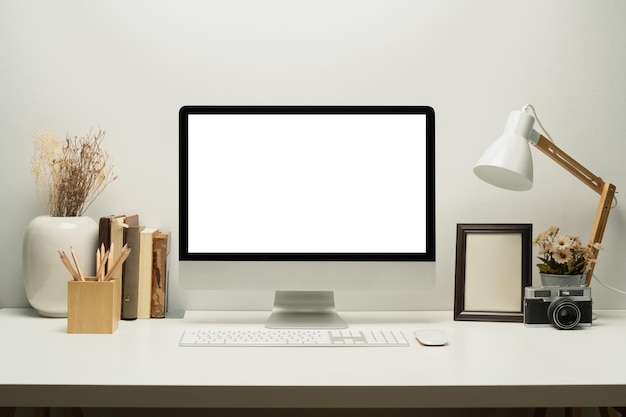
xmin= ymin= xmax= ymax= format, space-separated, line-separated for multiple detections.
xmin=265 ymin=291 xmax=348 ymax=329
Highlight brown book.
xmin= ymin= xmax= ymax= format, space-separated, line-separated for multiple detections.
xmin=121 ymin=224 xmax=144 ymax=320
xmin=151 ymin=231 xmax=170 ymax=318
xmin=98 ymin=215 xmax=116 ymax=250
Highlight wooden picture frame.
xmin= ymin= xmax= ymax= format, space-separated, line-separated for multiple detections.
xmin=454 ymin=224 xmax=532 ymax=322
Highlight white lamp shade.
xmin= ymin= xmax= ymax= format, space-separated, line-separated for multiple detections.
xmin=473 ymin=110 xmax=536 ymax=191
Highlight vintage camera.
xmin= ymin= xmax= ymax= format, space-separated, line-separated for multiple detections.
xmin=524 ymin=286 xmax=592 ymax=330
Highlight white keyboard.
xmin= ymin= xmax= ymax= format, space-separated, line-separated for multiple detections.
xmin=179 ymin=329 xmax=409 ymax=347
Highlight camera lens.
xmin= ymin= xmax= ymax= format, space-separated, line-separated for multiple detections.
xmin=548 ymin=298 xmax=581 ymax=330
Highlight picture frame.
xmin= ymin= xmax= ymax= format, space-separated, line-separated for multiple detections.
xmin=454 ymin=223 xmax=532 ymax=322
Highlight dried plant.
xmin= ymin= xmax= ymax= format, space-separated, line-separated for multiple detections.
xmin=31 ymin=128 xmax=117 ymax=217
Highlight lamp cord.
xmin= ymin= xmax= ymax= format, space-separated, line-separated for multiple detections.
xmin=523 ymin=104 xmax=554 ymax=142
xmin=593 ymin=273 xmax=626 ymax=295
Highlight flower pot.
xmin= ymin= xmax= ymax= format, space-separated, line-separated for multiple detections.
xmin=539 ymin=273 xmax=585 ymax=287
xmin=22 ymin=216 xmax=98 ymax=317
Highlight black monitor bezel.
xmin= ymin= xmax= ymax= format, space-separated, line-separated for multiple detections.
xmin=179 ymin=105 xmax=435 ymax=262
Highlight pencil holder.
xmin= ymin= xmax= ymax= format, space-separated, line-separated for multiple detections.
xmin=67 ymin=278 xmax=121 ymax=334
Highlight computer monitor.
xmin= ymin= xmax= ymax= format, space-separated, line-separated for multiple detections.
xmin=179 ymin=105 xmax=436 ymax=328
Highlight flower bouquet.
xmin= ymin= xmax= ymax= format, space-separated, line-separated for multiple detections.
xmin=533 ymin=226 xmax=602 ymax=285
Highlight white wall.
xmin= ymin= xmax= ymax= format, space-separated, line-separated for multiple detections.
xmin=1 ymin=0 xmax=625 ymax=311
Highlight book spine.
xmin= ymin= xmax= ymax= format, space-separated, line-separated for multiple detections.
xmin=137 ymin=228 xmax=157 ymax=319
xmin=98 ymin=215 xmax=113 ymax=251
xmin=109 ymin=218 xmax=126 ymax=281
xmin=121 ymin=225 xmax=143 ymax=320
xmin=151 ymin=231 xmax=169 ymax=318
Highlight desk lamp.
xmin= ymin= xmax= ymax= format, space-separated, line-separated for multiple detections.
xmin=473 ymin=105 xmax=617 ymax=286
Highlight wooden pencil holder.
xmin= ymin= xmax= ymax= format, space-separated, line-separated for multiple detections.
xmin=67 ymin=277 xmax=121 ymax=334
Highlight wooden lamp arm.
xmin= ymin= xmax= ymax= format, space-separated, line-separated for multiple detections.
xmin=585 ymin=182 xmax=617 ymax=285
xmin=534 ymin=135 xmax=606 ymax=194
xmin=534 ymin=135 xmax=617 ymax=285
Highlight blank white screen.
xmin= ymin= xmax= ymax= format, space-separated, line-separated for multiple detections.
xmin=187 ymin=113 xmax=427 ymax=254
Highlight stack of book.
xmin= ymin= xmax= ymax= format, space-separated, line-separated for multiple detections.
xmin=98 ymin=214 xmax=170 ymax=319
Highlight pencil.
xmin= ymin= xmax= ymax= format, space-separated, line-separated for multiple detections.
xmin=58 ymin=251 xmax=81 ymax=281
xmin=96 ymin=248 xmax=101 ymax=279
xmin=100 ymin=243 xmax=107 ymax=276
xmin=108 ymin=243 xmax=115 ymax=274
xmin=96 ymin=247 xmax=110 ymax=281
xmin=70 ymin=247 xmax=85 ymax=281
xmin=103 ymin=244 xmax=131 ymax=282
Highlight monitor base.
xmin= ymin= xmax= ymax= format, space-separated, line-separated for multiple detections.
xmin=265 ymin=291 xmax=348 ymax=329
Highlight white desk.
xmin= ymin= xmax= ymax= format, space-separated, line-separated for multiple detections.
xmin=0 ymin=308 xmax=625 ymax=409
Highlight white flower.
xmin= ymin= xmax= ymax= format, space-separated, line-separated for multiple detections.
xmin=552 ymin=248 xmax=572 ymax=264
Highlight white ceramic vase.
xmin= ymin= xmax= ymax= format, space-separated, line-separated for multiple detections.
xmin=22 ymin=215 xmax=99 ymax=317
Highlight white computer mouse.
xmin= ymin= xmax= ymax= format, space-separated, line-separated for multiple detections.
xmin=413 ymin=329 xmax=448 ymax=346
